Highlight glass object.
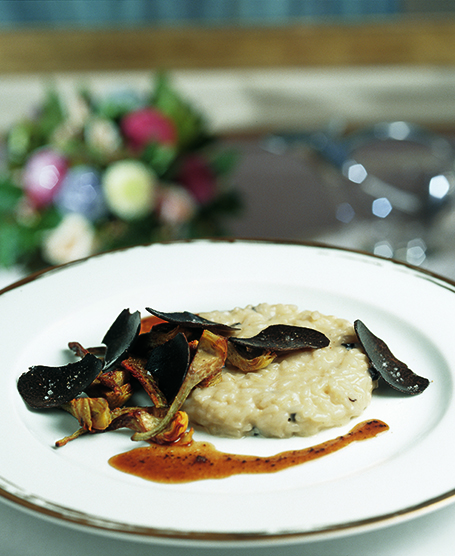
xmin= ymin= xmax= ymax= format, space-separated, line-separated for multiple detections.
xmin=301 ymin=121 xmax=455 ymax=268
xmin=338 ymin=122 xmax=455 ymax=265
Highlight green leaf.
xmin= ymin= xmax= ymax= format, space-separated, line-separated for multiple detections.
xmin=0 ymin=178 xmax=22 ymax=213
xmin=6 ymin=122 xmax=34 ymax=166
xmin=6 ymin=88 xmax=66 ymax=168
xmin=152 ymin=72 xmax=206 ymax=149
xmin=0 ymin=206 xmax=64 ymax=268
xmin=0 ymin=221 xmax=21 ymax=267
xmin=209 ymin=149 xmax=239 ymax=177
xmin=96 ymin=90 xmax=144 ymax=121
xmin=37 ymin=88 xmax=65 ymax=139
xmin=35 ymin=205 xmax=63 ymax=231
xmin=141 ymin=143 xmax=177 ymax=177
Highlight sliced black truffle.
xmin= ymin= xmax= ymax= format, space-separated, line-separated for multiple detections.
xmin=354 ymin=319 xmax=429 ymax=395
xmin=145 ymin=332 xmax=190 ymax=403
xmin=145 ymin=307 xmax=239 ymax=336
xmin=102 ymin=309 xmax=141 ymax=371
xmin=17 ymin=353 xmax=103 ymax=409
xmin=229 ymin=324 xmax=330 ymax=352
xmin=130 ymin=322 xmax=180 ymax=358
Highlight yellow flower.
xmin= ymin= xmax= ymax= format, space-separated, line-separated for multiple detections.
xmin=103 ymin=160 xmax=156 ymax=220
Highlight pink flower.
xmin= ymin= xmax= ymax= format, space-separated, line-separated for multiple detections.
xmin=158 ymin=185 xmax=196 ymax=226
xmin=121 ymin=108 xmax=177 ymax=152
xmin=177 ymin=155 xmax=217 ymax=204
xmin=23 ymin=147 xmax=68 ymax=208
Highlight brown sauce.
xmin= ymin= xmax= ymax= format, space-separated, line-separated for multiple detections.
xmin=109 ymin=419 xmax=388 ymax=483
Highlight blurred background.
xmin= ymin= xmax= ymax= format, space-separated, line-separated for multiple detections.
xmin=2 ymin=0 xmax=455 ymax=284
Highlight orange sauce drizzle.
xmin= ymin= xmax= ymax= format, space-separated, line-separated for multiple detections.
xmin=109 ymin=419 xmax=388 ymax=483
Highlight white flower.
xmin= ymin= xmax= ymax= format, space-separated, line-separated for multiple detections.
xmin=102 ymin=160 xmax=156 ymax=220
xmin=51 ymin=122 xmax=79 ymax=149
xmin=52 ymin=94 xmax=90 ymax=148
xmin=85 ymin=117 xmax=122 ymax=155
xmin=158 ymin=185 xmax=196 ymax=225
xmin=42 ymin=213 xmax=96 ymax=265
xmin=65 ymin=93 xmax=91 ymax=129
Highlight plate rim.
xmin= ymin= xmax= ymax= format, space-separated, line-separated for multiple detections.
xmin=2 ymin=237 xmax=454 ymax=297
xmin=2 ymin=482 xmax=455 ymax=546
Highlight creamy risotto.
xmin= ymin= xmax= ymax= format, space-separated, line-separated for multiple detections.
xmin=184 ymin=303 xmax=374 ymax=438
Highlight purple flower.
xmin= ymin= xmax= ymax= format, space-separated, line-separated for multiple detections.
xmin=177 ymin=155 xmax=217 ymax=204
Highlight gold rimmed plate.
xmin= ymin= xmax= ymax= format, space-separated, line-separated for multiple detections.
xmin=0 ymin=239 xmax=453 ymax=546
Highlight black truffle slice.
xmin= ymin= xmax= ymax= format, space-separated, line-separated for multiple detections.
xmin=17 ymin=353 xmax=103 ymax=409
xmin=354 ymin=319 xmax=429 ymax=395
xmin=145 ymin=307 xmax=239 ymax=336
xmin=229 ymin=324 xmax=330 ymax=352
xmin=102 ymin=309 xmax=141 ymax=371
xmin=145 ymin=333 xmax=190 ymax=403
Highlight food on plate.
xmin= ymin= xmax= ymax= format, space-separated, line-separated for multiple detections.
xmin=354 ymin=319 xmax=430 ymax=395
xmin=17 ymin=353 xmax=103 ymax=409
xmin=184 ymin=304 xmax=374 ymax=438
xmin=109 ymin=418 xmax=389 ymax=483
xmin=16 ymin=303 xmax=429 ymax=449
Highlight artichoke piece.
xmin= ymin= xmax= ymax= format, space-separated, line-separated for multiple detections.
xmin=109 ymin=408 xmax=191 ymax=445
xmin=56 ymin=399 xmax=168 ymax=447
xmin=354 ymin=319 xmax=429 ymax=395
xmin=102 ymin=382 xmax=134 ymax=409
xmin=55 ymin=428 xmax=87 ymax=447
xmin=86 ymin=370 xmax=134 ymax=409
xmin=229 ymin=324 xmax=329 ymax=353
xmin=132 ymin=329 xmax=228 ymax=441
xmin=145 ymin=307 xmax=239 ymax=336
xmin=97 ymin=368 xmax=131 ymax=390
xmin=17 ymin=353 xmax=103 ymax=409
xmin=68 ymin=341 xmax=90 ymax=358
xmin=102 ymin=309 xmax=141 ymax=371
xmin=68 ymin=341 xmax=106 ymax=359
xmin=227 ymin=342 xmax=277 ymax=372
xmin=107 ymin=406 xmax=164 ymax=434
xmin=121 ymin=356 xmax=168 ymax=410
xmin=62 ymin=397 xmax=112 ymax=432
xmin=226 ymin=324 xmax=329 ymax=373
xmin=147 ymin=411 xmax=192 ymax=445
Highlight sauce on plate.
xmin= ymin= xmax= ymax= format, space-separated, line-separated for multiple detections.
xmin=109 ymin=419 xmax=388 ymax=483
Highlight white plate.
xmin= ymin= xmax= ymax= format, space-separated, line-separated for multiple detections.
xmin=1 ymin=239 xmax=454 ymax=547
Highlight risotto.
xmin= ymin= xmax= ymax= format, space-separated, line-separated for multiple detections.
xmin=183 ymin=303 xmax=374 ymax=438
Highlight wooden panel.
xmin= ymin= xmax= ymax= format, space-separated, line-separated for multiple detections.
xmin=0 ymin=18 xmax=455 ymax=73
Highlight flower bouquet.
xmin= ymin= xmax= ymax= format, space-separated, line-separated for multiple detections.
xmin=0 ymin=73 xmax=241 ymax=272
